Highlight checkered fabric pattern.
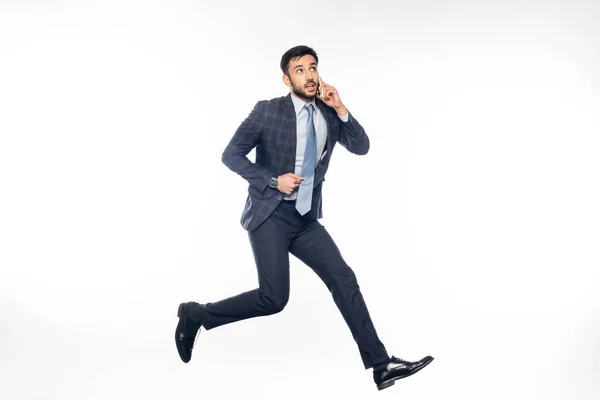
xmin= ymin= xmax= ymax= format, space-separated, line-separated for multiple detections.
xmin=221 ymin=93 xmax=370 ymax=231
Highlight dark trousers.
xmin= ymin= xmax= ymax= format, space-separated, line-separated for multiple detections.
xmin=199 ymin=199 xmax=389 ymax=369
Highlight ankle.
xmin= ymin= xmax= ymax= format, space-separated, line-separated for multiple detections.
xmin=372 ymin=358 xmax=390 ymax=371
xmin=187 ymin=302 xmax=205 ymax=324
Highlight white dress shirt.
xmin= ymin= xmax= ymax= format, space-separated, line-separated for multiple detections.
xmin=284 ymin=94 xmax=349 ymax=200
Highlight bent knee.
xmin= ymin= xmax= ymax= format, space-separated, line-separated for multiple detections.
xmin=260 ymin=291 xmax=289 ymax=314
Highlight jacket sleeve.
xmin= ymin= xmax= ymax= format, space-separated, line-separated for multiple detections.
xmin=221 ymin=101 xmax=276 ymax=193
xmin=337 ymin=110 xmax=370 ymax=155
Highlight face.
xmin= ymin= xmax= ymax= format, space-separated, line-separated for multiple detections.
xmin=283 ymin=54 xmax=319 ymax=102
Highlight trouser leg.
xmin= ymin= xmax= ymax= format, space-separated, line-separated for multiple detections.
xmin=289 ymin=222 xmax=390 ymax=369
xmin=201 ymin=212 xmax=291 ymax=330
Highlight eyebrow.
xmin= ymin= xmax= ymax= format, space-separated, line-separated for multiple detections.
xmin=293 ymin=63 xmax=317 ymax=69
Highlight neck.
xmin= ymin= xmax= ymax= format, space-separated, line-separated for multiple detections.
xmin=290 ymin=90 xmax=314 ymax=103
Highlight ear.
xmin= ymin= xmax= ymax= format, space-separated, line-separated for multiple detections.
xmin=282 ymin=75 xmax=291 ymax=87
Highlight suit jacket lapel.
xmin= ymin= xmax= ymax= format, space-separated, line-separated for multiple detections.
xmin=282 ymin=94 xmax=297 ymax=172
xmin=315 ymin=97 xmax=332 ymax=161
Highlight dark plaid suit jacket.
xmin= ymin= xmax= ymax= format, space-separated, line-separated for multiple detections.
xmin=222 ymin=93 xmax=370 ymax=232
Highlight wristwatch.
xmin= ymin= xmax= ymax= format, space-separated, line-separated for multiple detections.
xmin=269 ymin=176 xmax=278 ymax=189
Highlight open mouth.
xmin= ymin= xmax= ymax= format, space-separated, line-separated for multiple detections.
xmin=306 ymin=83 xmax=316 ymax=91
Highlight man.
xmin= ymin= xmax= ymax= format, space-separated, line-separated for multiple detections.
xmin=175 ymin=45 xmax=433 ymax=391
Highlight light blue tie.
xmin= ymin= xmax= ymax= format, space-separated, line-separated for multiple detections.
xmin=296 ymin=103 xmax=316 ymax=215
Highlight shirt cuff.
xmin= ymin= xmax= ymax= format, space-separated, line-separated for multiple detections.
xmin=338 ymin=113 xmax=349 ymax=122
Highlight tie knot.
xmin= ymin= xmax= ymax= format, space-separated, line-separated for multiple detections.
xmin=304 ymin=103 xmax=314 ymax=115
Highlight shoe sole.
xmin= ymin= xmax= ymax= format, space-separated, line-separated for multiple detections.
xmin=377 ymin=356 xmax=434 ymax=391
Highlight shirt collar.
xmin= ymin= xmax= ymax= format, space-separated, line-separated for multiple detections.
xmin=290 ymin=92 xmax=317 ymax=116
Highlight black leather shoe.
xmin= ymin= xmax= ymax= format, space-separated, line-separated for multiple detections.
xmin=373 ymin=355 xmax=434 ymax=391
xmin=175 ymin=302 xmax=202 ymax=363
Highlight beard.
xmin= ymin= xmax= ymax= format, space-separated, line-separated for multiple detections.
xmin=290 ymin=80 xmax=316 ymax=101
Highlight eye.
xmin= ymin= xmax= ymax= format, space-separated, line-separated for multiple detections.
xmin=296 ymin=69 xmax=302 ymax=73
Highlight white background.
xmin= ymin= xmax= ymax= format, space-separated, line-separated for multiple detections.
xmin=1 ymin=0 xmax=599 ymax=399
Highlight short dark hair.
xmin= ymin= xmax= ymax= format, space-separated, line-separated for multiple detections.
xmin=280 ymin=45 xmax=319 ymax=76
